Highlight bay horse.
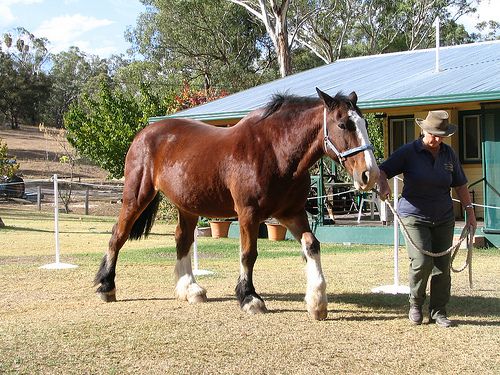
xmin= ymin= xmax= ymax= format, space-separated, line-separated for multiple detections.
xmin=94 ymin=88 xmax=380 ymax=320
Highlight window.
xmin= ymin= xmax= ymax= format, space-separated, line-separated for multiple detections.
xmin=460 ymin=112 xmax=481 ymax=163
xmin=462 ymin=115 xmax=481 ymax=161
xmin=389 ymin=117 xmax=415 ymax=154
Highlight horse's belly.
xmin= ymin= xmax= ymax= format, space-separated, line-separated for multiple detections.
xmin=157 ymin=162 xmax=235 ymax=217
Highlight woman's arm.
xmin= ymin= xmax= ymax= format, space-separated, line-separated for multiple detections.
xmin=454 ymin=184 xmax=477 ymax=230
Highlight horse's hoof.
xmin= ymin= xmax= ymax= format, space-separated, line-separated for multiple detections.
xmin=98 ymin=289 xmax=116 ymax=302
xmin=242 ymin=296 xmax=268 ymax=314
xmin=309 ymin=307 xmax=328 ymax=320
xmin=188 ymin=292 xmax=207 ymax=304
xmin=185 ymin=284 xmax=207 ymax=303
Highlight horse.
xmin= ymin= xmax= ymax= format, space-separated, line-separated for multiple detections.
xmin=94 ymin=88 xmax=380 ymax=320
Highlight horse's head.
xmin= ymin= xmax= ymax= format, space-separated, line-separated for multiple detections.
xmin=316 ymin=88 xmax=379 ymax=191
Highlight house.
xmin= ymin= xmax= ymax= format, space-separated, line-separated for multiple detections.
xmin=150 ymin=40 xmax=500 ymax=246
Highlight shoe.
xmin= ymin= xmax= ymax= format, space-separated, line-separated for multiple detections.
xmin=429 ymin=315 xmax=454 ymax=328
xmin=408 ymin=305 xmax=423 ymax=325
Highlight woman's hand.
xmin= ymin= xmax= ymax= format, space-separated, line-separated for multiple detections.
xmin=377 ymin=170 xmax=391 ymax=201
xmin=454 ymin=184 xmax=477 ymax=231
xmin=466 ymin=206 xmax=477 ymax=231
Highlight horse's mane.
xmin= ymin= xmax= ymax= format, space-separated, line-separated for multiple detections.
xmin=261 ymin=94 xmax=319 ymax=120
xmin=261 ymin=92 xmax=354 ymax=120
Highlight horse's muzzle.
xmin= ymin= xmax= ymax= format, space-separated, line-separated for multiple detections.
xmin=353 ymin=167 xmax=380 ymax=191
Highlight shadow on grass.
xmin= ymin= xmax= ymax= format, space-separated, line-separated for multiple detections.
xmin=258 ymin=292 xmax=500 ymax=325
xmin=1 ymin=225 xmax=111 ymax=235
xmin=118 ymin=297 xmax=174 ymax=302
xmin=1 ymin=225 xmax=173 ymax=238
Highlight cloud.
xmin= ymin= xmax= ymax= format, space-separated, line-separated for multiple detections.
xmin=0 ymin=0 xmax=43 ymax=27
xmin=35 ymin=13 xmax=114 ymax=53
xmin=457 ymin=0 xmax=500 ymax=32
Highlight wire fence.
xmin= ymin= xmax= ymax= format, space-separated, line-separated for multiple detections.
xmin=0 ymin=176 xmax=124 ymax=216
xmin=1 ymin=174 xmax=499 ymax=223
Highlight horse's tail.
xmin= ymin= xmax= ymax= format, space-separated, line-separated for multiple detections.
xmin=129 ymin=193 xmax=161 ymax=240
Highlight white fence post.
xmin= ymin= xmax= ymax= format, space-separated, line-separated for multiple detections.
xmin=40 ymin=174 xmax=78 ymax=270
xmin=192 ymin=226 xmax=214 ymax=276
xmin=371 ymin=176 xmax=409 ymax=294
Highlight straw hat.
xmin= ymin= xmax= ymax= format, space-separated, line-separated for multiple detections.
xmin=416 ymin=110 xmax=456 ymax=137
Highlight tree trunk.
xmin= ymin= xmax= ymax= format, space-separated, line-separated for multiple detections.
xmin=277 ymin=30 xmax=291 ymax=77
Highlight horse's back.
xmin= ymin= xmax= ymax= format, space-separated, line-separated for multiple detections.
xmin=126 ymin=118 xmax=239 ymax=216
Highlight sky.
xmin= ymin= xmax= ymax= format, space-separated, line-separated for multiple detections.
xmin=0 ymin=0 xmax=499 ymax=59
xmin=0 ymin=0 xmax=144 ymax=57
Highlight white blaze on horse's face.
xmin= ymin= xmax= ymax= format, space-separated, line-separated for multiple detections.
xmin=348 ymin=110 xmax=379 ymax=190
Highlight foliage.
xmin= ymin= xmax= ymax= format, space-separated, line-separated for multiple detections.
xmin=231 ymin=0 xmax=483 ymax=71
xmin=365 ymin=113 xmax=385 ymax=161
xmin=0 ymin=28 xmax=51 ymax=128
xmin=39 ymin=124 xmax=80 ymax=213
xmin=229 ymin=0 xmax=292 ymax=77
xmin=197 ymin=217 xmax=210 ymax=227
xmin=46 ymin=47 xmax=109 ymax=128
xmin=64 ymin=76 xmax=157 ymax=178
xmin=167 ymin=83 xmax=228 ymax=113
xmin=128 ymin=0 xmax=274 ymax=92
xmin=157 ymin=194 xmax=178 ymax=223
xmin=64 ymin=71 xmax=226 ymax=179
xmin=0 ymin=138 xmax=19 ymax=178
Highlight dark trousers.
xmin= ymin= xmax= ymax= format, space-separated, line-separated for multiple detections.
xmin=400 ymin=216 xmax=455 ymax=318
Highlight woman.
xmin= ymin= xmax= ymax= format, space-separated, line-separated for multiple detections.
xmin=377 ymin=110 xmax=477 ymax=327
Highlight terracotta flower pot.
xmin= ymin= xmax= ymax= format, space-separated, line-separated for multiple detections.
xmin=209 ymin=221 xmax=231 ymax=238
xmin=265 ymin=223 xmax=287 ymax=241
xmin=196 ymin=227 xmax=212 ymax=237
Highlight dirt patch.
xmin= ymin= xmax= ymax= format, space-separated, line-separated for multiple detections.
xmin=1 ymin=124 xmax=122 ymax=216
xmin=1 ymin=209 xmax=499 ymax=375
xmin=0 ymin=124 xmax=109 ymax=181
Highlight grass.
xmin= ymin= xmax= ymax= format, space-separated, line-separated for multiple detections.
xmin=1 ymin=207 xmax=499 ymax=374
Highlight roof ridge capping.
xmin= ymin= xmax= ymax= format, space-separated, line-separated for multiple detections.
xmin=334 ymin=39 xmax=500 ymax=64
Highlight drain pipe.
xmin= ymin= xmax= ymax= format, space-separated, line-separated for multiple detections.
xmin=434 ymin=16 xmax=440 ymax=73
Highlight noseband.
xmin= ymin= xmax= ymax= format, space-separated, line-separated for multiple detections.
xmin=323 ymin=108 xmax=374 ymax=167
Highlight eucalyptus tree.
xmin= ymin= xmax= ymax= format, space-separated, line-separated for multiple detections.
xmin=229 ymin=0 xmax=292 ymax=77
xmin=1 ymin=27 xmax=51 ymax=128
xmin=47 ymin=47 xmax=109 ymax=128
xmin=128 ymin=0 xmax=272 ymax=93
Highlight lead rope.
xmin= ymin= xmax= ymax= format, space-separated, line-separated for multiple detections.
xmin=372 ymin=188 xmax=475 ymax=288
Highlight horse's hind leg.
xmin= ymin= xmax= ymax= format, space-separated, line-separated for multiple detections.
xmin=174 ymin=211 xmax=207 ymax=303
xmin=95 ymin=176 xmax=158 ymax=302
xmin=95 ymin=222 xmax=125 ymax=302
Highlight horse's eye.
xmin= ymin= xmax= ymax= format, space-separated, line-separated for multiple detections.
xmin=338 ymin=122 xmax=346 ymax=130
xmin=346 ymin=119 xmax=356 ymax=131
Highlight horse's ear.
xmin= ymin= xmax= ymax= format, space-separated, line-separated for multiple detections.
xmin=348 ymin=91 xmax=358 ymax=106
xmin=316 ymin=87 xmax=334 ymax=108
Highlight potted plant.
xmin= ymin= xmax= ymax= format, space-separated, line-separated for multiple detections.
xmin=265 ymin=218 xmax=287 ymax=241
xmin=196 ymin=217 xmax=212 ymax=237
xmin=209 ymin=218 xmax=233 ymax=238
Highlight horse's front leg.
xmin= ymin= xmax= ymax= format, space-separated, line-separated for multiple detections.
xmin=236 ymin=214 xmax=267 ymax=314
xmin=174 ymin=211 xmax=207 ymax=303
xmin=280 ymin=212 xmax=328 ymax=320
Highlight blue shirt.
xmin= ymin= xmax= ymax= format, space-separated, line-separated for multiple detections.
xmin=379 ymin=138 xmax=467 ymax=221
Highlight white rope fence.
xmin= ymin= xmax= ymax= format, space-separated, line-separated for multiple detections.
xmin=305 ymin=176 xmax=500 ymax=294
xmin=3 ymin=174 xmax=498 ymax=277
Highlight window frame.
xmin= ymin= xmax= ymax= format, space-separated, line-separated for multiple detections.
xmin=458 ymin=110 xmax=482 ymax=164
xmin=388 ymin=115 xmax=415 ymax=155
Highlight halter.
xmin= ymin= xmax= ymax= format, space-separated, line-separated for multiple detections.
xmin=323 ymin=108 xmax=374 ymax=167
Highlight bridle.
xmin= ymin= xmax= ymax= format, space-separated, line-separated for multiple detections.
xmin=323 ymin=108 xmax=374 ymax=167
